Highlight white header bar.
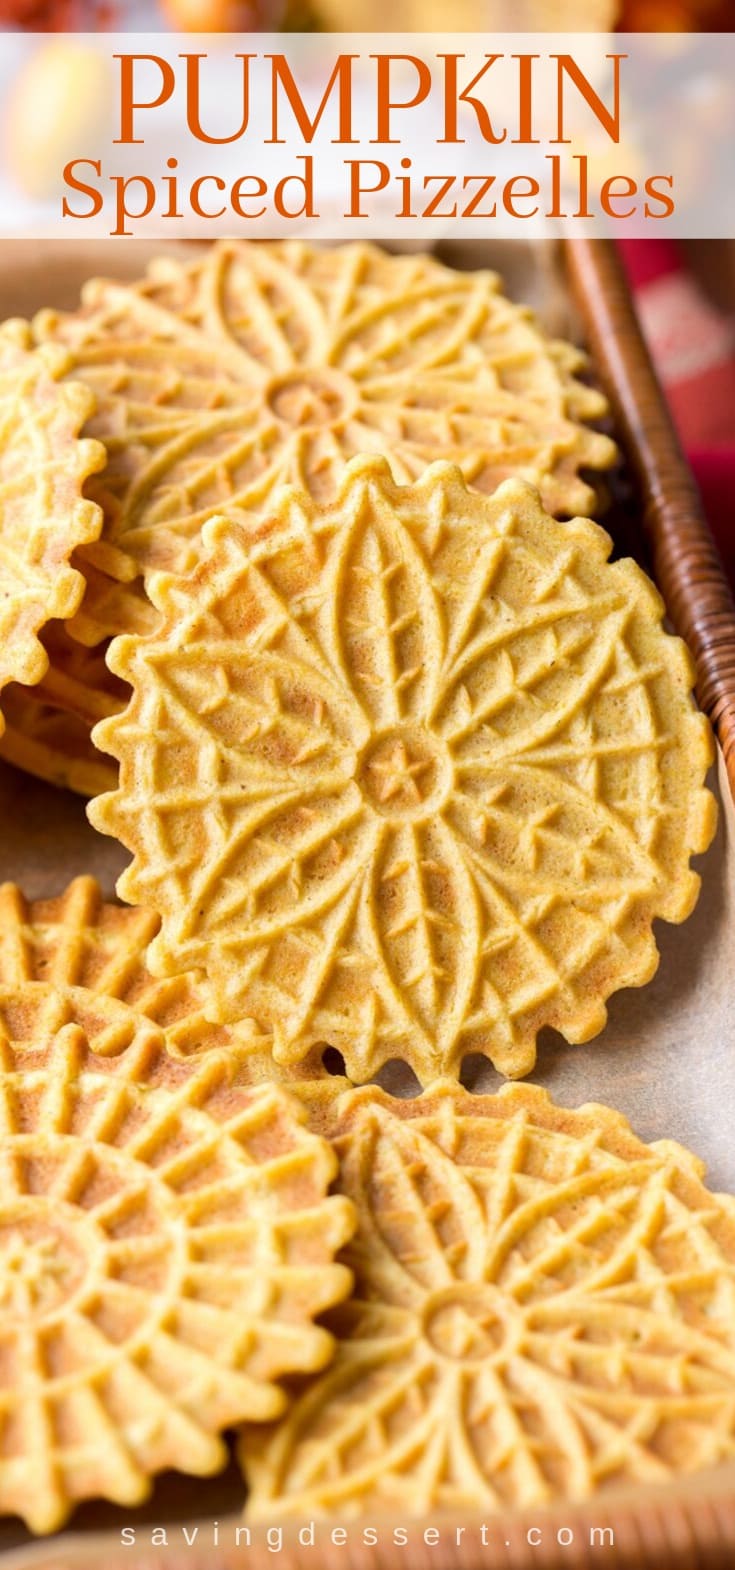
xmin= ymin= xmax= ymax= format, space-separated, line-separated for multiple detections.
xmin=0 ymin=33 xmax=732 ymax=237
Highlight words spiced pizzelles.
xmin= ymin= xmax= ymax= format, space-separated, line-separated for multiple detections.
xmin=57 ymin=47 xmax=675 ymax=234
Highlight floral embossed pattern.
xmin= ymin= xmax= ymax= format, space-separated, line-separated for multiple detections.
xmin=89 ymin=461 xmax=715 ymax=1081
xmin=0 ymin=1027 xmax=354 ymax=1533
xmin=241 ymin=1082 xmax=735 ymax=1518
xmin=31 ymin=239 xmax=616 ymax=648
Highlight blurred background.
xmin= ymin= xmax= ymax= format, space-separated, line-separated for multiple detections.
xmin=0 ymin=0 xmax=733 ymax=32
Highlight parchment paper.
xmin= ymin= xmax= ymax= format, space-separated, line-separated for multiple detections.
xmin=0 ymin=237 xmax=733 ymax=1563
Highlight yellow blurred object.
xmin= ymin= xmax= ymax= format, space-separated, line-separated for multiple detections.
xmin=6 ymin=42 xmax=111 ymax=203
xmin=160 ymin=0 xmax=277 ymax=25
xmin=312 ymin=0 xmax=618 ymax=28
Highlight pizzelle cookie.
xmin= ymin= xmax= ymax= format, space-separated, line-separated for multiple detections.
xmin=0 ymin=625 xmax=125 ymax=796
xmin=90 ymin=460 xmax=715 ymax=1081
xmin=240 ymin=1080 xmax=735 ymax=1518
xmin=0 ymin=322 xmax=104 ymax=730
xmin=30 ymin=238 xmax=616 ymax=651
xmin=0 ymin=1025 xmax=355 ymax=1534
xmin=0 ymin=692 xmax=118 ymax=798
xmin=30 ymin=623 xmax=127 ymax=731
xmin=0 ymin=876 xmax=346 ymax=1111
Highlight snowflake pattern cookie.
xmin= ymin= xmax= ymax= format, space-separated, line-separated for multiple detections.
xmin=31 ymin=239 xmax=616 ymax=649
xmin=241 ymin=1081 xmax=735 ymax=1517
xmin=0 ymin=1027 xmax=354 ymax=1532
xmin=90 ymin=460 xmax=715 ymax=1080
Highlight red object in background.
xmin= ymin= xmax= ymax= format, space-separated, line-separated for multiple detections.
xmin=618 ymin=239 xmax=735 ymax=590
xmin=689 ymin=449 xmax=735 ymax=589
xmin=0 ymin=0 xmax=79 ymax=19
xmin=618 ymin=0 xmax=735 ymax=26
xmin=0 ymin=0 xmax=116 ymax=22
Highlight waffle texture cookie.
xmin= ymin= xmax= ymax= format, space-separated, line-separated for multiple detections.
xmin=0 ymin=876 xmax=345 ymax=1106
xmin=90 ymin=460 xmax=715 ymax=1081
xmin=241 ymin=1080 xmax=735 ymax=1518
xmin=0 ymin=1025 xmax=355 ymax=1533
xmin=30 ymin=238 xmax=616 ymax=650
xmin=0 ymin=322 xmax=104 ymax=731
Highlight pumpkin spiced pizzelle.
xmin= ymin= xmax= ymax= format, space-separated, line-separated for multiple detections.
xmin=89 ymin=459 xmax=715 ymax=1082
xmin=0 ymin=1024 xmax=355 ymax=1534
xmin=0 ymin=624 xmax=124 ymax=796
xmin=0 ymin=321 xmax=104 ymax=735
xmin=4 ymin=238 xmax=617 ymax=793
xmin=33 ymin=238 xmax=617 ymax=649
xmin=240 ymin=1081 xmax=735 ymax=1517
xmin=0 ymin=874 xmax=348 ymax=1118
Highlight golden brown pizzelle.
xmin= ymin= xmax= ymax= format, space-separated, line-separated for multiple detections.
xmin=0 ymin=625 xmax=125 ymax=796
xmin=0 ymin=1025 xmax=355 ymax=1534
xmin=3 ymin=238 xmax=617 ymax=794
xmin=29 ymin=238 xmax=617 ymax=651
xmin=89 ymin=460 xmax=715 ymax=1082
xmin=241 ymin=1079 xmax=735 ymax=1518
xmin=0 ymin=692 xmax=118 ymax=797
xmin=0 ymin=876 xmax=348 ymax=1116
xmin=0 ymin=321 xmax=104 ymax=732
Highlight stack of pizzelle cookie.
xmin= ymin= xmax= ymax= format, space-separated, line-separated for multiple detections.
xmin=1 ymin=239 xmax=616 ymax=797
xmin=0 ymin=239 xmax=732 ymax=1539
